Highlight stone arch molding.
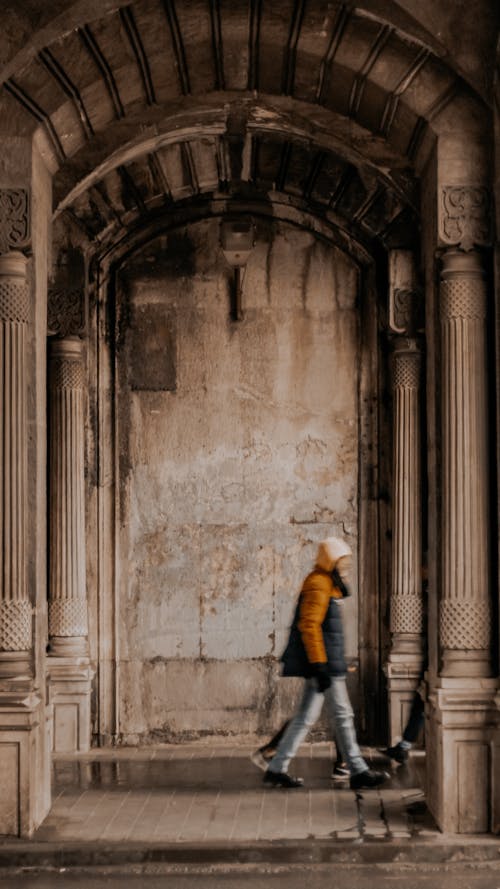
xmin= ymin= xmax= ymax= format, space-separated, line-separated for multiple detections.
xmin=0 ymin=0 xmax=489 ymax=267
xmin=51 ymin=98 xmax=418 ymax=261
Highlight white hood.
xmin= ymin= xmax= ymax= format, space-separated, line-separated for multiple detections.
xmin=315 ymin=537 xmax=352 ymax=573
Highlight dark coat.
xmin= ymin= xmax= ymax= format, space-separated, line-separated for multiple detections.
xmin=280 ymin=569 xmax=347 ymax=677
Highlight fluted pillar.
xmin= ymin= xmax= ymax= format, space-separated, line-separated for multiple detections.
xmin=439 ymin=250 xmax=491 ymax=678
xmin=0 ymin=251 xmax=32 ymax=679
xmin=46 ymin=336 xmax=92 ymax=752
xmin=426 ymin=247 xmax=497 ymax=834
xmin=386 ymin=338 xmax=423 ymax=742
xmin=48 ymin=337 xmax=89 ymax=656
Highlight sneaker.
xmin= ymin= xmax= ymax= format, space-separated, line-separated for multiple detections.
xmin=332 ymin=762 xmax=350 ymax=780
xmin=251 ymin=746 xmax=275 ymax=771
xmin=382 ymin=744 xmax=408 ymax=764
xmin=263 ymin=769 xmax=304 ymax=788
xmin=350 ymin=768 xmax=388 ymax=790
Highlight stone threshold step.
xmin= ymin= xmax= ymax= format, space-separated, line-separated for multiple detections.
xmin=0 ymin=839 xmax=500 ymax=869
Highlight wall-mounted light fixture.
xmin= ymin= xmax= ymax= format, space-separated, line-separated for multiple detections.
xmin=220 ymin=218 xmax=255 ymax=320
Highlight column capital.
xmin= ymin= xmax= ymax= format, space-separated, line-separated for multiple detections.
xmin=0 ymin=251 xmax=30 ymax=325
xmin=49 ymin=335 xmax=85 ymax=360
xmin=440 ymin=248 xmax=487 ymax=279
xmin=49 ymin=336 xmax=86 ymax=392
xmin=391 ymin=338 xmax=421 ymax=390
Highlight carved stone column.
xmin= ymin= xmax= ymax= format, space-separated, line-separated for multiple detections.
xmin=46 ymin=336 xmax=93 ymax=752
xmin=0 ymin=184 xmax=49 ymax=837
xmin=427 ymin=237 xmax=497 ymax=833
xmin=0 ymin=251 xmax=32 ymax=679
xmin=384 ymin=250 xmax=425 ymax=743
xmin=439 ymin=249 xmax=491 ymax=677
xmin=386 ymin=338 xmax=423 ymax=742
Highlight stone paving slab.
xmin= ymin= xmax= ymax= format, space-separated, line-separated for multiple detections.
xmin=1 ymin=744 xmax=498 ymax=870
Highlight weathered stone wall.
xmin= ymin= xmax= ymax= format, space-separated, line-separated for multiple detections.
xmin=113 ymin=218 xmax=360 ymax=742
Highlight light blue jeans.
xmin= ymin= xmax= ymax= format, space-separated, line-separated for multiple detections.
xmin=268 ymin=676 xmax=367 ymax=776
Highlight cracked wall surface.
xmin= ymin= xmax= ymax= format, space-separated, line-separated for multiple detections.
xmin=112 ymin=218 xmax=360 ymax=741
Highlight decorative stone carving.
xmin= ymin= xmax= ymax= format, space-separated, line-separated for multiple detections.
xmin=0 ymin=251 xmax=32 ymax=677
xmin=48 ymin=337 xmax=89 ymax=655
xmin=440 ymin=186 xmax=491 ymax=252
xmin=47 ymin=248 xmax=86 ymax=337
xmin=440 ymin=600 xmax=491 ymax=650
xmin=391 ymin=593 xmax=423 ymax=635
xmin=0 ymin=189 xmax=30 ymax=255
xmin=48 ymin=287 xmax=86 ymax=337
xmin=48 ymin=599 xmax=88 ymax=638
xmin=388 ymin=250 xmax=423 ymax=336
xmin=0 ymin=600 xmax=32 ymax=650
xmin=439 ymin=249 xmax=491 ymax=676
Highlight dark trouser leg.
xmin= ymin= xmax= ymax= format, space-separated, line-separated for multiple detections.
xmin=402 ymin=693 xmax=425 ymax=744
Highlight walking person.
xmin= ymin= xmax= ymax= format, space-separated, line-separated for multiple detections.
xmin=263 ymin=536 xmax=388 ymax=790
xmin=252 ymin=719 xmax=349 ymax=778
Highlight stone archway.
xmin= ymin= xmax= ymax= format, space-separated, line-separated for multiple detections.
xmin=0 ymin=0 xmax=497 ymax=837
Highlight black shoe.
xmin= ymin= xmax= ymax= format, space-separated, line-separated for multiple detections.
xmin=350 ymin=768 xmax=388 ymax=790
xmin=383 ymin=744 xmax=408 ymax=764
xmin=263 ymin=769 xmax=304 ymax=788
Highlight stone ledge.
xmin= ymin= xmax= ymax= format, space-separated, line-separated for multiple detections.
xmin=0 ymin=838 xmax=500 ymax=870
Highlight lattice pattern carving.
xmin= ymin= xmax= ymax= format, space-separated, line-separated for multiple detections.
xmin=440 ymin=600 xmax=491 ymax=649
xmin=391 ymin=594 xmax=423 ymax=634
xmin=49 ymin=598 xmax=88 ymax=637
xmin=441 ymin=279 xmax=485 ymax=321
xmin=0 ymin=600 xmax=32 ymax=650
xmin=0 ymin=280 xmax=29 ymax=323
xmin=393 ymin=352 xmax=421 ymax=389
xmin=50 ymin=358 xmax=85 ymax=390
xmin=0 ymin=189 xmax=30 ymax=254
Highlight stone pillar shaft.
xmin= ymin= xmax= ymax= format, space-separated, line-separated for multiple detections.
xmin=48 ymin=337 xmax=88 ymax=656
xmin=47 ymin=336 xmax=92 ymax=753
xmin=0 ymin=252 xmax=32 ymax=676
xmin=391 ymin=340 xmax=422 ymax=638
xmin=439 ymin=249 xmax=491 ymax=676
xmin=386 ymin=338 xmax=423 ymax=742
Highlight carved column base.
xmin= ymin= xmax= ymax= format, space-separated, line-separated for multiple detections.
xmin=491 ymin=692 xmax=500 ymax=833
xmin=46 ymin=656 xmax=94 ymax=753
xmin=385 ymin=635 xmax=424 ymax=744
xmin=426 ymin=678 xmax=498 ymax=833
xmin=0 ymin=691 xmax=50 ymax=836
xmin=0 ymin=651 xmax=32 ymax=680
xmin=441 ymin=648 xmax=492 ymax=678
xmin=48 ymin=636 xmax=88 ymax=658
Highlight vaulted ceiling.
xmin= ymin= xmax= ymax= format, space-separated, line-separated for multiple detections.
xmin=0 ymin=0 xmax=495 ymax=256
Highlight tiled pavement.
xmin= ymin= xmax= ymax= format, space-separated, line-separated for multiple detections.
xmin=34 ymin=744 xmax=434 ymax=845
xmin=4 ymin=744 xmax=500 ymax=880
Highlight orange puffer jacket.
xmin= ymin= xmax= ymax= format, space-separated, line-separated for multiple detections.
xmin=297 ymin=569 xmax=343 ymax=664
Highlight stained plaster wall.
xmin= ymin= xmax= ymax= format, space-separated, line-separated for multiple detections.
xmin=113 ymin=218 xmax=360 ymax=742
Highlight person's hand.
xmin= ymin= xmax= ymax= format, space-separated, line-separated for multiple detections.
xmin=311 ymin=663 xmax=331 ymax=692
